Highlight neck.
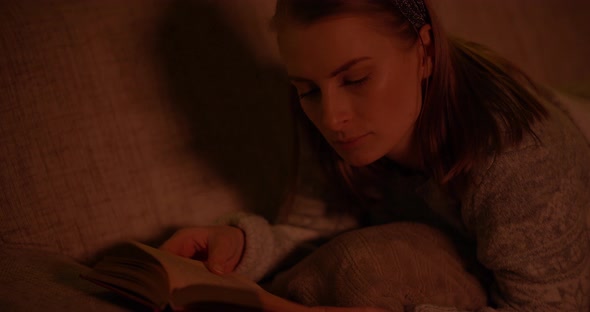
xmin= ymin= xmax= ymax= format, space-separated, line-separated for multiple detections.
xmin=386 ymin=130 xmax=424 ymax=172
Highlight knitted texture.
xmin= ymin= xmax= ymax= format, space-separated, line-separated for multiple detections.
xmin=225 ymin=95 xmax=590 ymax=311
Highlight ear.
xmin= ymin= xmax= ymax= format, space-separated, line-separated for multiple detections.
xmin=417 ymin=24 xmax=433 ymax=79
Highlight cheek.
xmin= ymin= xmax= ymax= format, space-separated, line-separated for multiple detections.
xmin=300 ymin=103 xmax=317 ymax=122
xmin=376 ymin=63 xmax=421 ymax=118
xmin=300 ymin=103 xmax=325 ymax=132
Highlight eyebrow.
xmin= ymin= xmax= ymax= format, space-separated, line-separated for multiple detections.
xmin=288 ymin=56 xmax=372 ymax=82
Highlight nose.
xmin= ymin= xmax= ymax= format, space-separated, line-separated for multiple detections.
xmin=320 ymin=90 xmax=352 ymax=131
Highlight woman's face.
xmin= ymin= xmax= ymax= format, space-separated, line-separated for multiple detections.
xmin=278 ymin=14 xmax=430 ymax=167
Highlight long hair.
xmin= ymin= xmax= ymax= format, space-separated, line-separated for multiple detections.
xmin=273 ymin=0 xmax=548 ymax=212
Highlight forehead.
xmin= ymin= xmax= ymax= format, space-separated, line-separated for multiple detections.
xmin=277 ymin=15 xmax=404 ymax=77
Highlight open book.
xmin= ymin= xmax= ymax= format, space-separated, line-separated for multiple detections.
xmin=81 ymin=241 xmax=275 ymax=311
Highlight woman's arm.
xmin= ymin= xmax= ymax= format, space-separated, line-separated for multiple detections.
xmin=215 ymin=195 xmax=360 ymax=282
xmin=415 ymin=114 xmax=590 ymax=311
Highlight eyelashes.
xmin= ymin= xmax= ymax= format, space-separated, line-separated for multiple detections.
xmin=298 ymin=88 xmax=319 ymax=99
xmin=344 ymin=76 xmax=370 ymax=87
xmin=298 ymin=76 xmax=370 ymax=99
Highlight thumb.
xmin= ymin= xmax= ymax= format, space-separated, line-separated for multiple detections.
xmin=206 ymin=226 xmax=245 ymax=274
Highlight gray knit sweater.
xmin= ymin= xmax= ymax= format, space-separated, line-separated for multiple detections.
xmin=217 ymin=93 xmax=590 ymax=311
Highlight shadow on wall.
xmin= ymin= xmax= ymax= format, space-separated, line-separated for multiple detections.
xmin=155 ymin=0 xmax=293 ymax=220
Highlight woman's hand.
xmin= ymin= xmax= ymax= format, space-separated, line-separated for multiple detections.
xmin=161 ymin=227 xmax=392 ymax=312
xmin=159 ymin=225 xmax=245 ymax=275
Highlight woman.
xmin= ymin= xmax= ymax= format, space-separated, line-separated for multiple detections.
xmin=161 ymin=0 xmax=590 ymax=311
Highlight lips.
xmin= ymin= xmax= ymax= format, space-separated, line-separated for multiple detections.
xmin=333 ymin=133 xmax=370 ymax=150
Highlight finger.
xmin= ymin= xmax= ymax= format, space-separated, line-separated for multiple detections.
xmin=207 ymin=226 xmax=245 ymax=274
xmin=159 ymin=227 xmax=209 ymax=258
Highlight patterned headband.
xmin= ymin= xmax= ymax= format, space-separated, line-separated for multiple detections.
xmin=392 ymin=0 xmax=428 ymax=30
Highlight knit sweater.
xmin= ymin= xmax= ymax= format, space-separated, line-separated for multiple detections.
xmin=217 ymin=92 xmax=590 ymax=311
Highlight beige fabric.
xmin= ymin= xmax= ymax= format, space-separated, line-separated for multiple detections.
xmin=0 ymin=247 xmax=137 ymax=311
xmin=268 ymin=223 xmax=488 ymax=311
xmin=1 ymin=0 xmax=588 ymax=263
xmin=0 ymin=0 xmax=292 ymax=262
xmin=432 ymin=0 xmax=590 ymax=87
xmin=0 ymin=1 xmax=589 ymax=311
xmin=553 ymin=91 xmax=590 ymax=143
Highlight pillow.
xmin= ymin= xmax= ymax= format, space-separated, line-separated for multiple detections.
xmin=267 ymin=222 xmax=488 ymax=311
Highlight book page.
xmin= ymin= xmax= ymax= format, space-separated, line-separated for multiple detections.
xmin=131 ymin=242 xmax=261 ymax=293
xmin=101 ymin=242 xmax=309 ymax=311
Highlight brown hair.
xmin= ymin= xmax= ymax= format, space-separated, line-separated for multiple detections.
xmin=273 ymin=0 xmax=548 ymax=211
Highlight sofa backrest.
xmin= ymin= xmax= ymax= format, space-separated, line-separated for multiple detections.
xmin=1 ymin=0 xmax=588 ymax=262
xmin=0 ymin=0 xmax=293 ymax=262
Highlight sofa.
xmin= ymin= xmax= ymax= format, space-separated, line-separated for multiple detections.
xmin=1 ymin=1 xmax=589 ymax=311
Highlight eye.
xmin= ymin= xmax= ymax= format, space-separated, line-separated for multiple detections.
xmin=343 ymin=76 xmax=369 ymax=86
xmin=298 ymin=87 xmax=320 ymax=99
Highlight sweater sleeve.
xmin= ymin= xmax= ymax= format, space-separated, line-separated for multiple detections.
xmin=214 ymin=195 xmax=360 ymax=282
xmin=414 ymin=122 xmax=590 ymax=311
